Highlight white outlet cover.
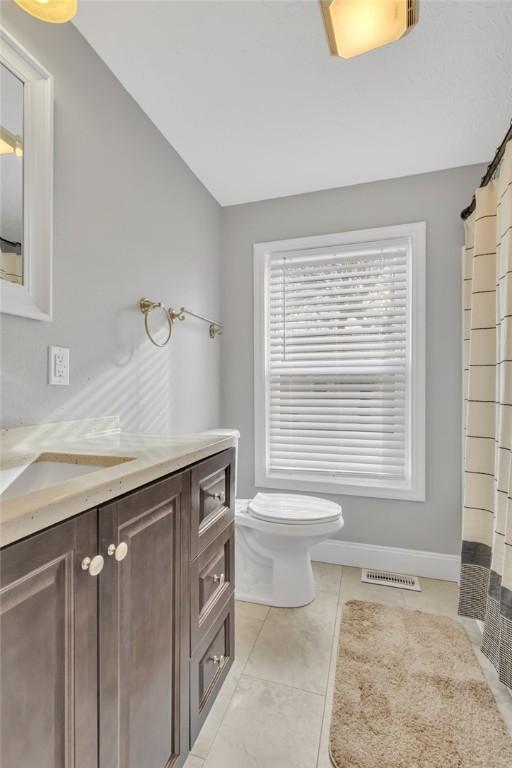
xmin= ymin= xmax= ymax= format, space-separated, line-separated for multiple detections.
xmin=48 ymin=345 xmax=70 ymax=386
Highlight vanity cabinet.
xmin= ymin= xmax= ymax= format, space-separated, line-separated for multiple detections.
xmin=0 ymin=447 xmax=235 ymax=768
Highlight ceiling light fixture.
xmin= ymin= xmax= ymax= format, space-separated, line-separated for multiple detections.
xmin=321 ymin=0 xmax=419 ymax=59
xmin=14 ymin=0 xmax=77 ymax=24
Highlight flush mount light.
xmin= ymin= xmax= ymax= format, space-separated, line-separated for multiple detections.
xmin=321 ymin=0 xmax=419 ymax=59
xmin=14 ymin=0 xmax=77 ymax=24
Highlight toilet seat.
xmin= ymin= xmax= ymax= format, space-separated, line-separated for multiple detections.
xmin=248 ymin=492 xmax=341 ymax=525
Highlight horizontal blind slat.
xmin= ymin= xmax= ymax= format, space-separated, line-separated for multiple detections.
xmin=271 ymin=420 xmax=405 ymax=432
xmin=271 ymin=335 xmax=407 ymax=349
xmin=270 ymin=267 xmax=408 ymax=287
xmin=271 ymin=442 xmax=405 ymax=462
xmin=270 ymin=454 xmax=404 ymax=469
xmin=271 ymin=345 xmax=407 ymax=357
xmin=271 ymin=382 xmax=405 ymax=390
xmin=270 ymin=435 xmax=405 ymax=448
xmin=270 ymin=327 xmax=406 ymax=340
xmin=271 ymin=365 xmax=407 ymax=375
xmin=269 ymin=429 xmax=405 ymax=442
xmin=270 ymin=279 xmax=408 ymax=296
xmin=270 ymin=457 xmax=404 ymax=476
xmin=271 ymin=411 xmax=405 ymax=420
xmin=270 ymin=391 xmax=404 ymax=408
xmin=271 ymin=254 xmax=407 ymax=272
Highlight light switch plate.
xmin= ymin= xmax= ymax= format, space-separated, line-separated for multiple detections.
xmin=48 ymin=346 xmax=70 ymax=385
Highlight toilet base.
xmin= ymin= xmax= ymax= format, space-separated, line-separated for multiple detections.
xmin=235 ymin=509 xmax=343 ymax=608
xmin=235 ymin=548 xmax=316 ymax=608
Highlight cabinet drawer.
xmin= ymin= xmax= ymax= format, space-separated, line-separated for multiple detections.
xmin=190 ymin=448 xmax=235 ymax=559
xmin=191 ymin=523 xmax=234 ymax=651
xmin=190 ymin=596 xmax=234 ymax=747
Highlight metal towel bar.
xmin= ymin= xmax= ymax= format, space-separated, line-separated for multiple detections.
xmin=139 ymin=298 xmax=223 ymax=347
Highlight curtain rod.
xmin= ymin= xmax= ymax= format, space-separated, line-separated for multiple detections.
xmin=461 ymin=119 xmax=512 ymax=221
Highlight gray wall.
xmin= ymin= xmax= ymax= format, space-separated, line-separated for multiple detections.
xmin=0 ymin=3 xmax=222 ymax=434
xmin=221 ymin=164 xmax=485 ymax=555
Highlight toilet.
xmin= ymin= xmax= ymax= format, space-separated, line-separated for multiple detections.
xmin=202 ymin=429 xmax=343 ymax=608
xmin=235 ymin=493 xmax=343 ymax=607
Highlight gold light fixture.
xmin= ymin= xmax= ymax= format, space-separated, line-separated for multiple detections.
xmin=321 ymin=0 xmax=419 ymax=59
xmin=0 ymin=126 xmax=23 ymax=157
xmin=14 ymin=0 xmax=77 ymax=24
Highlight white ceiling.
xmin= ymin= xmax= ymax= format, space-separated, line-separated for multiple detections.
xmin=74 ymin=0 xmax=512 ymax=206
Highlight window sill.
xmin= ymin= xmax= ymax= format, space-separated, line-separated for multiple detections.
xmin=255 ymin=471 xmax=426 ymax=502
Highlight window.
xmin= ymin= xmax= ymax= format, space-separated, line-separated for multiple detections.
xmin=254 ymin=223 xmax=425 ymax=500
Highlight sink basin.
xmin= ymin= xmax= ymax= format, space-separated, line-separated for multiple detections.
xmin=0 ymin=453 xmax=135 ymax=500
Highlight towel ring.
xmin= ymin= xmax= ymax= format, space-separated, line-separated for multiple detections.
xmin=139 ymin=296 xmax=223 ymax=345
xmin=140 ymin=298 xmax=173 ymax=347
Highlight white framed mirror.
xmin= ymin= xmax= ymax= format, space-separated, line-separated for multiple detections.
xmin=0 ymin=27 xmax=53 ymax=321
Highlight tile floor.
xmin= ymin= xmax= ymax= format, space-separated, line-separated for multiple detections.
xmin=185 ymin=563 xmax=512 ymax=768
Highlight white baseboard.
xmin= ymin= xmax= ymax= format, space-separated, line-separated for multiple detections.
xmin=311 ymin=539 xmax=460 ymax=582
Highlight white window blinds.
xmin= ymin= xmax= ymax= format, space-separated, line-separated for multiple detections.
xmin=267 ymin=244 xmax=410 ymax=484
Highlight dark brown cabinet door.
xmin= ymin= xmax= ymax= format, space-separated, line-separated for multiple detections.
xmin=0 ymin=510 xmax=98 ymax=768
xmin=98 ymin=472 xmax=190 ymax=768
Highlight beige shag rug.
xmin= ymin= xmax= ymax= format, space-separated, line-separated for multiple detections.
xmin=330 ymin=600 xmax=512 ymax=768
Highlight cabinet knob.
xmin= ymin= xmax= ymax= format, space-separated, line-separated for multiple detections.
xmin=210 ymin=654 xmax=226 ymax=668
xmin=212 ymin=491 xmax=225 ymax=503
xmin=107 ymin=542 xmax=129 ymax=562
xmin=213 ymin=573 xmax=225 ymax=586
xmin=81 ymin=554 xmax=104 ymax=576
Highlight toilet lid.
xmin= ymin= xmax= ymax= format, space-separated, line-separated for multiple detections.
xmin=247 ymin=493 xmax=341 ymax=525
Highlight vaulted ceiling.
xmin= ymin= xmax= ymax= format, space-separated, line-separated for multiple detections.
xmin=75 ymin=1 xmax=512 ymax=205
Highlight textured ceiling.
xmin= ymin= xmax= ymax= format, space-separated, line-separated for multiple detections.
xmin=74 ymin=0 xmax=512 ymax=206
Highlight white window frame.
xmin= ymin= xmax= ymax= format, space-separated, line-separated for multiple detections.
xmin=253 ymin=222 xmax=426 ymax=501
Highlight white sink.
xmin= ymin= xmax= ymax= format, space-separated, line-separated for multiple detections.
xmin=0 ymin=453 xmax=134 ymax=500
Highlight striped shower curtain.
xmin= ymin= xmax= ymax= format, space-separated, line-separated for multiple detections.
xmin=458 ymin=139 xmax=512 ymax=688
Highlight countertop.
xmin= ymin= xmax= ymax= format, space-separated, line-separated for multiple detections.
xmin=0 ymin=417 xmax=235 ymax=547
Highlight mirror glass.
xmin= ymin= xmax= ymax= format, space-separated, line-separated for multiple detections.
xmin=0 ymin=63 xmax=24 ymax=286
